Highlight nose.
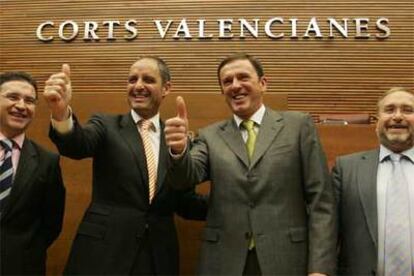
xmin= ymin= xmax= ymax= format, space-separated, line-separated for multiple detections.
xmin=231 ymin=78 xmax=242 ymax=89
xmin=14 ymin=98 xmax=27 ymax=109
xmin=392 ymin=108 xmax=404 ymax=121
xmin=134 ymin=79 xmax=144 ymax=90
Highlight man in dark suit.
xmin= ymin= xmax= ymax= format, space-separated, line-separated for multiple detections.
xmin=0 ymin=71 xmax=66 ymax=275
xmin=332 ymin=87 xmax=414 ymax=275
xmin=43 ymin=57 xmax=207 ymax=275
xmin=164 ymin=53 xmax=336 ymax=275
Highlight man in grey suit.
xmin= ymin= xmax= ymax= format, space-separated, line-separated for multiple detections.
xmin=332 ymin=87 xmax=414 ymax=275
xmin=164 ymin=53 xmax=336 ymax=275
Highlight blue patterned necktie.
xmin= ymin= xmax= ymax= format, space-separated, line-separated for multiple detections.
xmin=0 ymin=139 xmax=14 ymax=212
xmin=384 ymin=153 xmax=412 ymax=276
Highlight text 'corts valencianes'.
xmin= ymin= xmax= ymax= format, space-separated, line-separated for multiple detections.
xmin=36 ymin=17 xmax=390 ymax=42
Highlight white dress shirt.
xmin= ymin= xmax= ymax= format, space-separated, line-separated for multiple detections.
xmin=233 ymin=104 xmax=266 ymax=142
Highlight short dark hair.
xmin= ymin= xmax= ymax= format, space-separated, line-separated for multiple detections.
xmin=217 ymin=53 xmax=265 ymax=84
xmin=0 ymin=71 xmax=38 ymax=98
xmin=137 ymin=56 xmax=171 ymax=85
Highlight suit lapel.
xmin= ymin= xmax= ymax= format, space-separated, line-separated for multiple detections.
xmin=218 ymin=119 xmax=250 ymax=168
xmin=2 ymin=139 xmax=38 ymax=219
xmin=155 ymin=121 xmax=168 ymax=196
xmin=119 ymin=114 xmax=148 ymax=186
xmin=251 ymin=109 xmax=284 ymax=168
xmin=357 ymin=149 xmax=379 ymax=247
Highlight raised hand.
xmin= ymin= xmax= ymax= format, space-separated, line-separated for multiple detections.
xmin=165 ymin=96 xmax=189 ymax=154
xmin=43 ymin=64 xmax=72 ymax=121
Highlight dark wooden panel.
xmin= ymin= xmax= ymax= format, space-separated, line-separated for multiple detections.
xmin=318 ymin=125 xmax=378 ymax=168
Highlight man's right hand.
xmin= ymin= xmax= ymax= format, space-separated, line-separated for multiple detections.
xmin=165 ymin=96 xmax=189 ymax=155
xmin=44 ymin=64 xmax=72 ymax=121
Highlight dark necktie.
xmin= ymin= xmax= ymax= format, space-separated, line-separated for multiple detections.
xmin=0 ymin=139 xmax=13 ymax=212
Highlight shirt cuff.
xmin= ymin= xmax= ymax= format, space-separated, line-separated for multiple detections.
xmin=51 ymin=107 xmax=74 ymax=134
xmin=169 ymin=143 xmax=188 ymax=160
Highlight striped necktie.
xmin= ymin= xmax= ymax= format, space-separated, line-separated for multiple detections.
xmin=0 ymin=139 xmax=13 ymax=212
xmin=140 ymin=120 xmax=157 ymax=203
xmin=384 ymin=153 xmax=412 ymax=275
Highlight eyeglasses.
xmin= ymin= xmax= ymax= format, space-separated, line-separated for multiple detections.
xmin=1 ymin=93 xmax=37 ymax=106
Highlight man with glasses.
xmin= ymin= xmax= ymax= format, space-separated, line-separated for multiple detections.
xmin=333 ymin=87 xmax=414 ymax=275
xmin=0 ymin=71 xmax=66 ymax=275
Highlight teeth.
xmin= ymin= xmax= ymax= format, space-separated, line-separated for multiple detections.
xmin=233 ymin=94 xmax=245 ymax=99
xmin=10 ymin=113 xmax=25 ymax=118
xmin=133 ymin=93 xmax=148 ymax=97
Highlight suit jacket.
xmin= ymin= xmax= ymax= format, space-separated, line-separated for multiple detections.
xmin=167 ymin=108 xmax=337 ymax=275
xmin=49 ymin=113 xmax=207 ymax=275
xmin=0 ymin=138 xmax=66 ymax=275
xmin=332 ymin=149 xmax=379 ymax=275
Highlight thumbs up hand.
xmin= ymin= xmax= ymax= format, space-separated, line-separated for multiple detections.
xmin=165 ymin=96 xmax=189 ymax=155
xmin=44 ymin=64 xmax=72 ymax=121
xmin=176 ymin=95 xmax=187 ymax=121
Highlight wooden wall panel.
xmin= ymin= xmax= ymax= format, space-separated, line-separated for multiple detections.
xmin=0 ymin=0 xmax=410 ymax=275
xmin=1 ymin=0 xmax=413 ymax=115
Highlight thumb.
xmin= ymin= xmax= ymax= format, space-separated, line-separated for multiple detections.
xmin=62 ymin=63 xmax=71 ymax=78
xmin=176 ymin=96 xmax=187 ymax=120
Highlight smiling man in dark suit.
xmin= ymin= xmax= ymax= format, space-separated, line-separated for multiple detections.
xmin=165 ymin=53 xmax=336 ymax=275
xmin=333 ymin=87 xmax=414 ymax=275
xmin=0 ymin=71 xmax=66 ymax=275
xmin=43 ymin=57 xmax=207 ymax=275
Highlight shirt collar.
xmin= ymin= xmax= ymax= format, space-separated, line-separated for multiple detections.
xmin=130 ymin=110 xmax=160 ymax=133
xmin=233 ymin=104 xmax=266 ymax=129
xmin=379 ymin=144 xmax=414 ymax=163
xmin=403 ymin=146 xmax=414 ymax=163
xmin=0 ymin=131 xmax=25 ymax=150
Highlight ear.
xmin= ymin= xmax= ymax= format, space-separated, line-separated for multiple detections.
xmin=162 ymin=81 xmax=171 ymax=97
xmin=260 ymin=76 xmax=268 ymax=93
